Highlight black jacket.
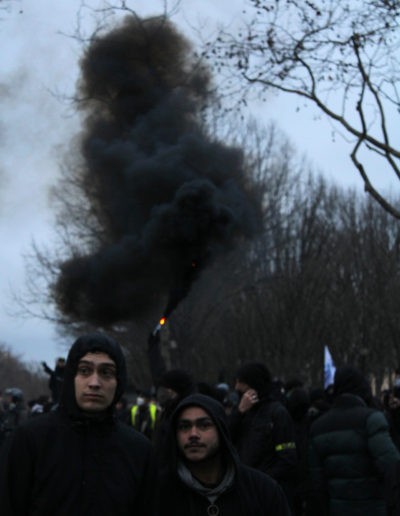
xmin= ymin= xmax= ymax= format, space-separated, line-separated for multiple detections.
xmin=0 ymin=333 xmax=156 ymax=516
xmin=157 ymin=393 xmax=291 ymax=516
xmin=308 ymin=393 xmax=400 ymax=516
xmin=229 ymin=396 xmax=297 ymax=482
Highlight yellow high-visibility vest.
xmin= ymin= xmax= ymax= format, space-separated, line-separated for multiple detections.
xmin=131 ymin=402 xmax=157 ymax=429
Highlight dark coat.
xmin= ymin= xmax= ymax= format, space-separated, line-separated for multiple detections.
xmin=0 ymin=333 xmax=156 ymax=516
xmin=229 ymin=397 xmax=297 ymax=481
xmin=158 ymin=393 xmax=291 ymax=516
xmin=308 ymin=393 xmax=400 ymax=516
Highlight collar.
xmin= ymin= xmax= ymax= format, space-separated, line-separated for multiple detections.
xmin=177 ymin=461 xmax=235 ymax=504
xmin=333 ymin=393 xmax=367 ymax=408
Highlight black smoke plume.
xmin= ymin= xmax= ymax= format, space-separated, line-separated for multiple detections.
xmin=55 ymin=15 xmax=262 ymax=326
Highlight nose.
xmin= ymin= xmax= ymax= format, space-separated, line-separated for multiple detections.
xmin=188 ymin=425 xmax=200 ymax=438
xmin=88 ymin=372 xmax=101 ymax=388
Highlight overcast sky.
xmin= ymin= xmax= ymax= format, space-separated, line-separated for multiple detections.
xmin=0 ymin=0 xmax=398 ymax=367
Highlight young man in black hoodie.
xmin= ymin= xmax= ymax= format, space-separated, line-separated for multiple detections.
xmin=0 ymin=333 xmax=156 ymax=516
xmin=157 ymin=393 xmax=291 ymax=515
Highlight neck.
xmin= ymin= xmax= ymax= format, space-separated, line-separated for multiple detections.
xmin=186 ymin=453 xmax=224 ymax=486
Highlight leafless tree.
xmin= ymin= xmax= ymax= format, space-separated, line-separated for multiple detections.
xmin=204 ymin=0 xmax=400 ymax=217
xmin=0 ymin=343 xmax=48 ymax=401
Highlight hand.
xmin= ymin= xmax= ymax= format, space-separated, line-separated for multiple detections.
xmin=238 ymin=389 xmax=259 ymax=413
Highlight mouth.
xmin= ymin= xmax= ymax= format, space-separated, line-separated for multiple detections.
xmin=83 ymin=394 xmax=103 ymax=400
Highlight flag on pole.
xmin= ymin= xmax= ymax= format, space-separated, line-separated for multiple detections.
xmin=324 ymin=345 xmax=336 ymax=388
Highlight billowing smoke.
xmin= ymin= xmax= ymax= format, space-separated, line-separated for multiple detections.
xmin=55 ymin=15 xmax=261 ymax=326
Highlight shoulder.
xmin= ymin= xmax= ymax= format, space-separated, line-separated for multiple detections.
xmin=238 ymin=464 xmax=283 ymax=494
xmin=240 ymin=463 xmax=277 ymax=483
xmin=10 ymin=411 xmax=62 ymax=438
xmin=367 ymin=409 xmax=389 ymax=428
xmin=257 ymin=400 xmax=292 ymax=423
xmin=366 ymin=409 xmax=390 ymax=433
xmin=238 ymin=465 xmax=290 ymax=511
xmin=114 ymin=421 xmax=153 ymax=450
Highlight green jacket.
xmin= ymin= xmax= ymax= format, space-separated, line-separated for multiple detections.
xmin=308 ymin=393 xmax=400 ymax=516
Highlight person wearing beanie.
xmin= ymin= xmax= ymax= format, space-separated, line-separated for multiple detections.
xmin=0 ymin=333 xmax=157 ymax=516
xmin=308 ymin=364 xmax=400 ymax=516
xmin=229 ymin=362 xmax=297 ymax=510
xmin=157 ymin=393 xmax=291 ymax=515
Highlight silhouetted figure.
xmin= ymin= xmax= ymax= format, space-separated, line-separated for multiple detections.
xmin=41 ymin=357 xmax=66 ymax=404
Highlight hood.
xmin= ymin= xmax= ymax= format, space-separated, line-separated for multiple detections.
xmin=162 ymin=393 xmax=239 ymax=475
xmin=333 ymin=365 xmax=372 ymax=404
xmin=59 ymin=332 xmax=127 ymax=420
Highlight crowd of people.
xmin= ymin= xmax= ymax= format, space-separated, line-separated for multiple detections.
xmin=1 ymin=332 xmax=400 ymax=515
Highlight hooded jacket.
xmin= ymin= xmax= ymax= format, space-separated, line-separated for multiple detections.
xmin=229 ymin=363 xmax=297 ymax=509
xmin=0 ymin=333 xmax=156 ymax=516
xmin=308 ymin=365 xmax=400 ymax=516
xmin=157 ymin=393 xmax=291 ymax=516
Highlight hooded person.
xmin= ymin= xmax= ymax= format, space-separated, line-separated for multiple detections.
xmin=0 ymin=332 xmax=157 ymax=516
xmin=308 ymin=364 xmax=400 ymax=516
xmin=157 ymin=393 xmax=291 ymax=515
xmin=229 ymin=362 xmax=298 ymax=509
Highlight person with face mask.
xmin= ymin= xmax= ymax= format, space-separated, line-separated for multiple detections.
xmin=0 ymin=333 xmax=157 ymax=516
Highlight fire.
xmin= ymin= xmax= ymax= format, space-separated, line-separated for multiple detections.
xmin=152 ymin=316 xmax=167 ymax=336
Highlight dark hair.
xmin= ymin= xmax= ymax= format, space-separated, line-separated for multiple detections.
xmin=235 ymin=362 xmax=271 ymax=397
xmin=333 ymin=365 xmax=372 ymax=404
xmin=158 ymin=369 xmax=195 ymax=397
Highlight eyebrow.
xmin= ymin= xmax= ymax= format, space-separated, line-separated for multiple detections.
xmin=178 ymin=417 xmax=213 ymax=424
xmin=77 ymin=360 xmax=116 ymax=368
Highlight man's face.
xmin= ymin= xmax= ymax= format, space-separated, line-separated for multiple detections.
xmin=176 ymin=406 xmax=220 ymax=463
xmin=74 ymin=352 xmax=117 ymax=412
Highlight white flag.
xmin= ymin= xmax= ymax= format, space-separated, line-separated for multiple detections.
xmin=324 ymin=345 xmax=336 ymax=388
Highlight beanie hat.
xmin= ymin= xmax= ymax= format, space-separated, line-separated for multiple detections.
xmin=235 ymin=362 xmax=271 ymax=397
xmin=333 ymin=365 xmax=372 ymax=404
xmin=158 ymin=369 xmax=195 ymax=397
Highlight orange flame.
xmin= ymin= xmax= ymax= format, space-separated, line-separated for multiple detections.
xmin=159 ymin=317 xmax=166 ymax=326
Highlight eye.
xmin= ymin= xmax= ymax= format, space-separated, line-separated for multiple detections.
xmin=197 ymin=419 xmax=214 ymax=431
xmin=99 ymin=367 xmax=116 ymax=379
xmin=177 ymin=421 xmax=192 ymax=432
xmin=77 ymin=365 xmax=92 ymax=376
